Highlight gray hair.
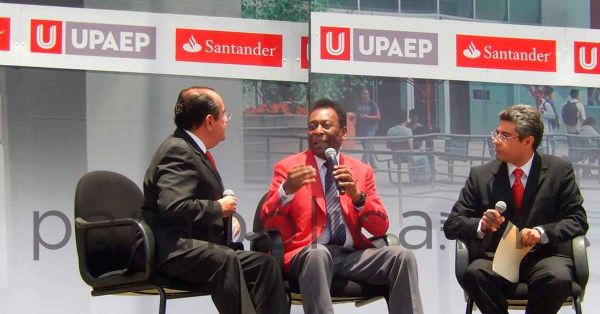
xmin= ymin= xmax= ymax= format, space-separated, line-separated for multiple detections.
xmin=498 ymin=104 xmax=544 ymax=149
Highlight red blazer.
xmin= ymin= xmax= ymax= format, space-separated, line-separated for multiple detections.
xmin=260 ymin=151 xmax=389 ymax=269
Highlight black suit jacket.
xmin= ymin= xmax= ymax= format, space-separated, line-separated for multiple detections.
xmin=142 ymin=128 xmax=226 ymax=263
xmin=444 ymin=153 xmax=588 ymax=261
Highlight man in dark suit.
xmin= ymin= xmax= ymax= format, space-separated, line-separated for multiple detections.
xmin=142 ymin=86 xmax=287 ymax=314
xmin=444 ymin=104 xmax=588 ymax=314
xmin=260 ymin=98 xmax=423 ymax=314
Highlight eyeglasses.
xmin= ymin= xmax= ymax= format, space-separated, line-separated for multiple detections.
xmin=491 ymin=131 xmax=519 ymax=143
xmin=223 ymin=110 xmax=232 ymax=121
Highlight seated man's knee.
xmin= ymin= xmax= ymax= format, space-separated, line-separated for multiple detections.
xmin=304 ymin=244 xmax=333 ymax=264
xmin=389 ymin=246 xmax=416 ymax=264
xmin=464 ymin=261 xmax=489 ymax=285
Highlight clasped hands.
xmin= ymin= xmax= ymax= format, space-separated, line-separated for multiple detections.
xmin=282 ymin=164 xmax=363 ymax=203
xmin=481 ymin=209 xmax=541 ymax=247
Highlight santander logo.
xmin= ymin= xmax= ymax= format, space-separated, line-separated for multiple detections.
xmin=0 ymin=17 xmax=10 ymax=51
xmin=462 ymin=41 xmax=481 ymax=59
xmin=456 ymin=34 xmax=556 ymax=72
xmin=30 ymin=19 xmax=63 ymax=54
xmin=574 ymin=41 xmax=600 ymax=74
xmin=183 ymin=35 xmax=202 ymax=53
xmin=320 ymin=26 xmax=350 ymax=60
xmin=175 ymin=28 xmax=282 ymax=67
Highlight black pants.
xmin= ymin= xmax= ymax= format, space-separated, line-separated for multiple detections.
xmin=464 ymin=255 xmax=574 ymax=314
xmin=160 ymin=243 xmax=288 ymax=314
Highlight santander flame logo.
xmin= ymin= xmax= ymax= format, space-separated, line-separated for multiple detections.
xmin=463 ymin=41 xmax=481 ymax=59
xmin=183 ymin=35 xmax=202 ymax=53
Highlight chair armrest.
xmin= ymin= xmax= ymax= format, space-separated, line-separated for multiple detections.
xmin=572 ymin=235 xmax=589 ymax=293
xmin=247 ymin=229 xmax=285 ymax=270
xmin=369 ymin=234 xmax=400 ymax=248
xmin=75 ymin=217 xmax=156 ymax=286
xmin=455 ymin=240 xmax=469 ymax=289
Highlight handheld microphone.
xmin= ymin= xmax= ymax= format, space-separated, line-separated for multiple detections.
xmin=494 ymin=201 xmax=507 ymax=214
xmin=324 ymin=148 xmax=345 ymax=195
xmin=223 ymin=189 xmax=235 ymax=245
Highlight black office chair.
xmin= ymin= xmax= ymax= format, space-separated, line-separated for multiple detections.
xmin=249 ymin=193 xmax=396 ymax=312
xmin=74 ymin=170 xmax=210 ymax=314
xmin=454 ymin=236 xmax=588 ymax=314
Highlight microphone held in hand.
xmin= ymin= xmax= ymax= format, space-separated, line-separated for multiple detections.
xmin=223 ymin=189 xmax=235 ymax=245
xmin=495 ymin=201 xmax=507 ymax=214
xmin=324 ymin=148 xmax=345 ymax=195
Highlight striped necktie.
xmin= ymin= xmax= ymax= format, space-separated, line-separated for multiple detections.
xmin=324 ymin=161 xmax=346 ymax=245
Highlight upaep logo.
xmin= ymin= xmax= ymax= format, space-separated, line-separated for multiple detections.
xmin=175 ymin=28 xmax=283 ymax=67
xmin=0 ymin=17 xmax=10 ymax=51
xmin=456 ymin=34 xmax=556 ymax=72
xmin=301 ymin=36 xmax=309 ymax=69
xmin=320 ymin=26 xmax=350 ymax=60
xmin=30 ymin=19 xmax=156 ymax=59
xmin=574 ymin=41 xmax=600 ymax=74
xmin=353 ymin=29 xmax=437 ymax=65
xmin=320 ymin=26 xmax=438 ymax=65
xmin=31 ymin=19 xmax=63 ymax=54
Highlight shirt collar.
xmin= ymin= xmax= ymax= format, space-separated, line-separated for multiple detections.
xmin=184 ymin=129 xmax=207 ymax=154
xmin=315 ymin=154 xmax=340 ymax=170
xmin=507 ymin=153 xmax=534 ymax=178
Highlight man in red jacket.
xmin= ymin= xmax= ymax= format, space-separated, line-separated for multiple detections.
xmin=260 ymin=98 xmax=423 ymax=314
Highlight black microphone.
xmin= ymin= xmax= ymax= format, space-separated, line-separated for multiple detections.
xmin=324 ymin=148 xmax=345 ymax=195
xmin=223 ymin=189 xmax=235 ymax=245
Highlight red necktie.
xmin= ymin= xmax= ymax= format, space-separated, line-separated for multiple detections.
xmin=512 ymin=168 xmax=525 ymax=210
xmin=205 ymin=151 xmax=217 ymax=170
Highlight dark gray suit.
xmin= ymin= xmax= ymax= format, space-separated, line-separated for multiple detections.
xmin=444 ymin=153 xmax=588 ymax=314
xmin=142 ymin=128 xmax=287 ymax=314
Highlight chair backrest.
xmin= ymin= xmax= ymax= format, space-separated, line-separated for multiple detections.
xmin=74 ymin=171 xmax=144 ymax=277
xmin=252 ymin=192 xmax=269 ymax=233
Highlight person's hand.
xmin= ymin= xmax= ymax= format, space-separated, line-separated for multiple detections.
xmin=232 ymin=216 xmax=241 ymax=240
xmin=282 ymin=165 xmax=316 ymax=194
xmin=481 ymin=209 xmax=505 ymax=233
xmin=521 ymin=228 xmax=541 ymax=247
xmin=332 ymin=165 xmax=360 ymax=202
xmin=217 ymin=195 xmax=237 ymax=217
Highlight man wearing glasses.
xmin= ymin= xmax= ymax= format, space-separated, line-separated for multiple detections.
xmin=443 ymin=105 xmax=588 ymax=314
xmin=142 ymin=86 xmax=288 ymax=314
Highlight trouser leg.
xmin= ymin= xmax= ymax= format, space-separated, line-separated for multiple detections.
xmin=159 ymin=244 xmax=256 ymax=314
xmin=464 ymin=258 xmax=511 ymax=314
xmin=523 ymin=256 xmax=574 ymax=314
xmin=337 ymin=246 xmax=423 ymax=314
xmin=236 ymin=250 xmax=289 ymax=314
xmin=287 ymin=244 xmax=334 ymax=314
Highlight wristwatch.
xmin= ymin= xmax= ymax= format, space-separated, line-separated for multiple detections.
xmin=353 ymin=191 xmax=366 ymax=207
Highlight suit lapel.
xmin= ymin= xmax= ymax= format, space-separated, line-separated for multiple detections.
xmin=490 ymin=162 xmax=515 ymax=210
xmin=522 ymin=153 xmax=544 ymax=210
xmin=307 ymin=152 xmax=326 ymax=214
xmin=174 ymin=128 xmax=224 ymax=190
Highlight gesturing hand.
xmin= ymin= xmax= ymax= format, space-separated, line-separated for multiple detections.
xmin=282 ymin=165 xmax=317 ymax=195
